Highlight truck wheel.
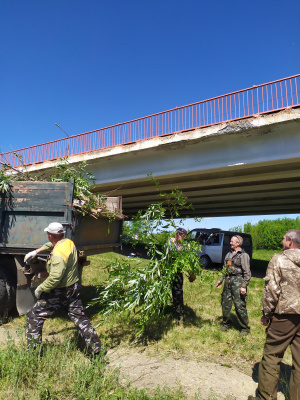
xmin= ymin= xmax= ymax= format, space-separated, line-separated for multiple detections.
xmin=0 ymin=268 xmax=16 ymax=320
xmin=200 ymin=255 xmax=212 ymax=268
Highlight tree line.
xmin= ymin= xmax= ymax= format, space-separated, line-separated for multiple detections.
xmin=230 ymin=218 xmax=300 ymax=250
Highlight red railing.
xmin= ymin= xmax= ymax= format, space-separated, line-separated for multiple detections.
xmin=1 ymin=74 xmax=299 ymax=167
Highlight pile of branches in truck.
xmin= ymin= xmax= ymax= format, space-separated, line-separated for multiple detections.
xmin=0 ymin=156 xmax=124 ymax=220
xmin=73 ymin=197 xmax=123 ymax=220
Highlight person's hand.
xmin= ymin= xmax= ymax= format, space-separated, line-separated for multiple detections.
xmin=24 ymin=250 xmax=37 ymax=263
xmin=34 ymin=287 xmax=42 ymax=299
xmin=261 ymin=315 xmax=269 ymax=326
xmin=240 ymin=287 xmax=247 ymax=295
xmin=216 ymin=280 xmax=222 ymax=289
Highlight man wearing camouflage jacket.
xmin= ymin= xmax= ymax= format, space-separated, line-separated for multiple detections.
xmin=249 ymin=230 xmax=300 ymax=400
xmin=216 ymin=235 xmax=251 ymax=336
xmin=24 ymin=222 xmax=104 ymax=357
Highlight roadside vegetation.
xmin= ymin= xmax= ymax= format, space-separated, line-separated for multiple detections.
xmin=0 ymin=249 xmax=292 ymax=399
xmin=231 ymin=217 xmax=300 ymax=250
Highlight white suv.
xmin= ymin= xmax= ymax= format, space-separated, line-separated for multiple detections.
xmin=188 ymin=228 xmax=252 ymax=268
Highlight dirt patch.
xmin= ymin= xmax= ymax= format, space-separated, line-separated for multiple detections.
xmin=0 ymin=321 xmax=22 ymax=344
xmin=108 ymin=347 xmax=260 ymax=400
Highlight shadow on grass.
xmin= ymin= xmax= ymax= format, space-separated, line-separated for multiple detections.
xmin=103 ymin=308 xmax=176 ymax=347
xmin=80 ymin=284 xmax=104 ymax=310
xmin=47 ymin=325 xmax=77 ymax=336
xmin=40 ymin=284 xmax=205 ymax=347
xmin=252 ymin=361 xmax=291 ymax=399
xmin=213 ymin=314 xmax=249 ymax=332
xmin=138 ymin=304 xmax=204 ymax=344
xmin=251 ymin=259 xmax=269 ymax=278
xmin=101 ymin=304 xmax=206 ymax=347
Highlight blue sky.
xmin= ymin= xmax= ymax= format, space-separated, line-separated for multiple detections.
xmin=1 ymin=0 xmax=299 ymax=230
xmin=184 ymin=214 xmax=300 ymax=233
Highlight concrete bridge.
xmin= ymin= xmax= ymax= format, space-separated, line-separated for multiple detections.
xmin=1 ymin=75 xmax=300 ymax=218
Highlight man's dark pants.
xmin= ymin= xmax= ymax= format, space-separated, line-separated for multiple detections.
xmin=221 ymin=275 xmax=250 ymax=332
xmin=27 ymin=281 xmax=102 ymax=355
xmin=172 ymin=271 xmax=184 ymax=319
xmin=257 ymin=314 xmax=300 ymax=400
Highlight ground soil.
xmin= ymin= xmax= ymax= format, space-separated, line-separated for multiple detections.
xmin=0 ymin=322 xmax=286 ymax=400
xmin=108 ymin=346 xmax=259 ymax=400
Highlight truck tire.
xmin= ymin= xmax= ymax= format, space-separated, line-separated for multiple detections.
xmin=200 ymin=255 xmax=212 ymax=269
xmin=0 ymin=268 xmax=16 ymax=319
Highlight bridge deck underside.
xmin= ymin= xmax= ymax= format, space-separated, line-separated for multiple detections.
xmin=94 ymin=157 xmax=300 ymax=218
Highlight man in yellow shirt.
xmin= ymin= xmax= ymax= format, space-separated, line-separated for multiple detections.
xmin=25 ymin=222 xmax=104 ymax=357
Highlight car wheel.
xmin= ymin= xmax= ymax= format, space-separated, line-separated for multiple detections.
xmin=200 ymin=255 xmax=212 ymax=268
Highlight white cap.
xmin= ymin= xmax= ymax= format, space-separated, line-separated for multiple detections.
xmin=44 ymin=222 xmax=65 ymax=234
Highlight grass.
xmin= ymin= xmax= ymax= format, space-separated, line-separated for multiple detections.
xmin=251 ymin=249 xmax=279 ymax=271
xmin=0 ymin=249 xmax=292 ymax=399
xmin=83 ymin=250 xmax=292 ymax=375
xmin=0 ymin=335 xmax=187 ymax=400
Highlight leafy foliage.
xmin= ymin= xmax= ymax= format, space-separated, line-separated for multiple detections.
xmin=0 ymin=153 xmax=32 ymax=191
xmin=47 ymin=158 xmax=95 ymax=198
xmin=230 ymin=218 xmax=300 ymax=250
xmin=92 ymin=185 xmax=209 ymax=336
xmin=0 ymin=164 xmax=11 ymax=192
xmin=46 ymin=158 xmax=102 ymax=216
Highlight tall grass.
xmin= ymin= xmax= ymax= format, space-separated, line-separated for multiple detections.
xmin=0 ymin=334 xmax=187 ymax=400
xmin=0 ymin=250 xmax=292 ymax=398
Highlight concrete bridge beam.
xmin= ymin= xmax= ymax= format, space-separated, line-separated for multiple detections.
xmin=25 ymin=107 xmax=300 ymax=218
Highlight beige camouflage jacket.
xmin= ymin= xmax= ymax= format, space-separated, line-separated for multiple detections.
xmin=262 ymin=249 xmax=300 ymax=320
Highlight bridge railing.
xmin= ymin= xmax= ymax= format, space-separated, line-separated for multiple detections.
xmin=1 ymin=74 xmax=299 ymax=167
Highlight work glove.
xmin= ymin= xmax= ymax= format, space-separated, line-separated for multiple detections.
xmin=24 ymin=250 xmax=37 ymax=263
xmin=34 ymin=287 xmax=42 ymax=300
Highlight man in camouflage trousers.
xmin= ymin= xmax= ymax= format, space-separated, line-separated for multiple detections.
xmin=24 ymin=222 xmax=104 ymax=356
xmin=216 ymin=235 xmax=251 ymax=336
xmin=249 ymin=230 xmax=300 ymax=400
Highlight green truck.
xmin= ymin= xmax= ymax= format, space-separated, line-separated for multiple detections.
xmin=0 ymin=180 xmax=123 ymax=317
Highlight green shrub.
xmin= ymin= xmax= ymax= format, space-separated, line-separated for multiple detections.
xmin=231 ymin=218 xmax=300 ymax=250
